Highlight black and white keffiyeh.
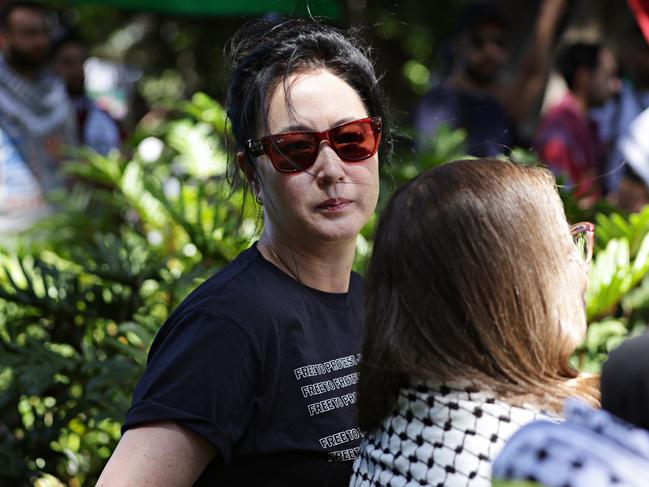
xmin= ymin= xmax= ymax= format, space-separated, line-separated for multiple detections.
xmin=0 ymin=56 xmax=75 ymax=192
xmin=0 ymin=56 xmax=71 ymax=137
xmin=492 ymin=399 xmax=649 ymax=487
xmin=350 ymin=383 xmax=553 ymax=487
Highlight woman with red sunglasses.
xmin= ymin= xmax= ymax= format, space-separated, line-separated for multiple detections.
xmin=351 ymin=159 xmax=598 ymax=486
xmin=98 ymin=18 xmax=390 ymax=487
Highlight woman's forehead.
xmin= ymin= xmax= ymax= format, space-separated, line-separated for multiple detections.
xmin=265 ymin=70 xmax=368 ymax=132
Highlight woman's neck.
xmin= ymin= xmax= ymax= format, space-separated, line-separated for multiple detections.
xmin=257 ymin=231 xmax=356 ymax=293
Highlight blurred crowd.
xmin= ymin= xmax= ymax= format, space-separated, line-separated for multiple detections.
xmin=2 ymin=0 xmax=649 ymax=235
xmin=415 ymin=0 xmax=649 ymax=212
xmin=0 ymin=0 xmax=121 ymax=235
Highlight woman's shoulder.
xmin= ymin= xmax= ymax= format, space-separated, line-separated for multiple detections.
xmin=354 ymin=382 xmax=549 ymax=486
xmin=171 ymin=245 xmax=281 ymax=317
xmin=149 ymin=246 xmax=277 ymax=342
xmin=159 ymin=245 xmax=364 ymax=343
xmin=182 ymin=246 xmax=365 ymax=312
xmin=398 ymin=382 xmax=550 ymax=426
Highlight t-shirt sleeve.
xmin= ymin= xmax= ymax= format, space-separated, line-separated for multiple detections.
xmin=122 ymin=308 xmax=262 ymax=463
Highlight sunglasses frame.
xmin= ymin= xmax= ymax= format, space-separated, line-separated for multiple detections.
xmin=570 ymin=221 xmax=595 ymax=265
xmin=244 ymin=116 xmax=382 ymax=173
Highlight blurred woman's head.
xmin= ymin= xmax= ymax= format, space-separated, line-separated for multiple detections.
xmin=224 ymin=18 xmax=389 ymax=246
xmin=359 ymin=158 xmax=596 ymax=431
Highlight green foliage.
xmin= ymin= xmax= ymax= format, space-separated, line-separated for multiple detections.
xmin=0 ymin=93 xmax=256 ymax=485
xmin=383 ymin=123 xmax=468 ymax=189
xmin=573 ymin=318 xmax=631 ymax=373
xmin=586 ymin=210 xmax=649 ymax=323
xmin=585 ymin=234 xmax=649 ymax=320
xmin=575 ymin=207 xmax=649 ymax=370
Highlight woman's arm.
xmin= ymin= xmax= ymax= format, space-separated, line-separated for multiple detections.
xmin=501 ymin=0 xmax=568 ymax=123
xmin=97 ymin=422 xmax=216 ymax=487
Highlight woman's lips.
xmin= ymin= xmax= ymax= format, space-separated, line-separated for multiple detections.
xmin=316 ymin=198 xmax=351 ymax=213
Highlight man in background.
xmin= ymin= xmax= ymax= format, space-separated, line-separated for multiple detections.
xmin=534 ymin=42 xmax=620 ymax=199
xmin=415 ymin=0 xmax=567 ymax=156
xmin=591 ymin=22 xmax=649 ymax=196
xmin=0 ymin=0 xmax=75 ymax=233
xmin=51 ymin=34 xmax=120 ymax=156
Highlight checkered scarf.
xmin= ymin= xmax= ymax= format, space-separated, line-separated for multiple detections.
xmin=492 ymin=399 xmax=649 ymax=487
xmin=351 ymin=383 xmax=553 ymax=487
xmin=0 ymin=56 xmax=71 ymax=136
xmin=0 ymin=56 xmax=75 ymax=191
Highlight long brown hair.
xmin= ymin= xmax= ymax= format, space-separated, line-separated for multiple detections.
xmin=358 ymin=159 xmax=598 ymax=431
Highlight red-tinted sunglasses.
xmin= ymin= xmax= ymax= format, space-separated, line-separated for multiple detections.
xmin=244 ymin=116 xmax=382 ymax=173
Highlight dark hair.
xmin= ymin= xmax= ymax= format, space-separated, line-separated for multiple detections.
xmin=0 ymin=0 xmax=46 ymax=30
xmin=224 ymin=17 xmax=391 ymax=186
xmin=557 ymin=42 xmax=603 ymax=90
xmin=51 ymin=31 xmax=85 ymax=58
xmin=358 ymin=159 xmax=598 ymax=431
xmin=458 ymin=3 xmax=510 ymax=34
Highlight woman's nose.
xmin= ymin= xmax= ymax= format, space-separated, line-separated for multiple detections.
xmin=313 ymin=142 xmax=345 ymax=184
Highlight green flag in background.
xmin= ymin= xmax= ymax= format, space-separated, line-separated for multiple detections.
xmin=63 ymin=0 xmax=340 ymax=18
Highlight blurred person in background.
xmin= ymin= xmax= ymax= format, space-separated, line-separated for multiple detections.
xmin=534 ymin=42 xmax=620 ymax=201
xmin=51 ymin=33 xmax=120 ymax=156
xmin=590 ymin=22 xmax=649 ymax=197
xmin=415 ymin=0 xmax=567 ymax=157
xmin=617 ymin=102 xmax=649 ymax=212
xmin=601 ymin=332 xmax=649 ymax=431
xmin=606 ymin=0 xmax=649 ymax=212
xmin=0 ymin=0 xmax=75 ymax=234
xmin=0 ymin=0 xmax=75 ymax=195
xmin=0 ymin=122 xmax=46 ymax=235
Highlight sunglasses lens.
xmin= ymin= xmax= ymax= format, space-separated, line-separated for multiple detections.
xmin=270 ymin=133 xmax=319 ymax=172
xmin=331 ymin=120 xmax=378 ymax=161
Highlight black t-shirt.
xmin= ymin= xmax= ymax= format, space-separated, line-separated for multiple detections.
xmin=123 ymin=244 xmax=365 ymax=486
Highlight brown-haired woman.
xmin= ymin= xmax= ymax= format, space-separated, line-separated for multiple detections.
xmin=350 ymin=159 xmax=598 ymax=487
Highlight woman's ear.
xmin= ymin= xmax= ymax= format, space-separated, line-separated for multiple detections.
xmin=237 ymin=151 xmax=258 ymax=185
xmin=236 ymin=151 xmax=262 ymax=199
xmin=236 ymin=151 xmax=254 ymax=180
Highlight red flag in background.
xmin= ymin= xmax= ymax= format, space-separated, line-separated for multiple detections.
xmin=628 ymin=0 xmax=649 ymax=44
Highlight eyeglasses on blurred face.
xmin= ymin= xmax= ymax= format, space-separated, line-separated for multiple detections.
xmin=570 ymin=222 xmax=595 ymax=265
xmin=244 ymin=117 xmax=382 ymax=173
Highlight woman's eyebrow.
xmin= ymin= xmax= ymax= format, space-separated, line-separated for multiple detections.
xmin=275 ymin=117 xmax=360 ymax=134
xmin=275 ymin=124 xmax=313 ymax=133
